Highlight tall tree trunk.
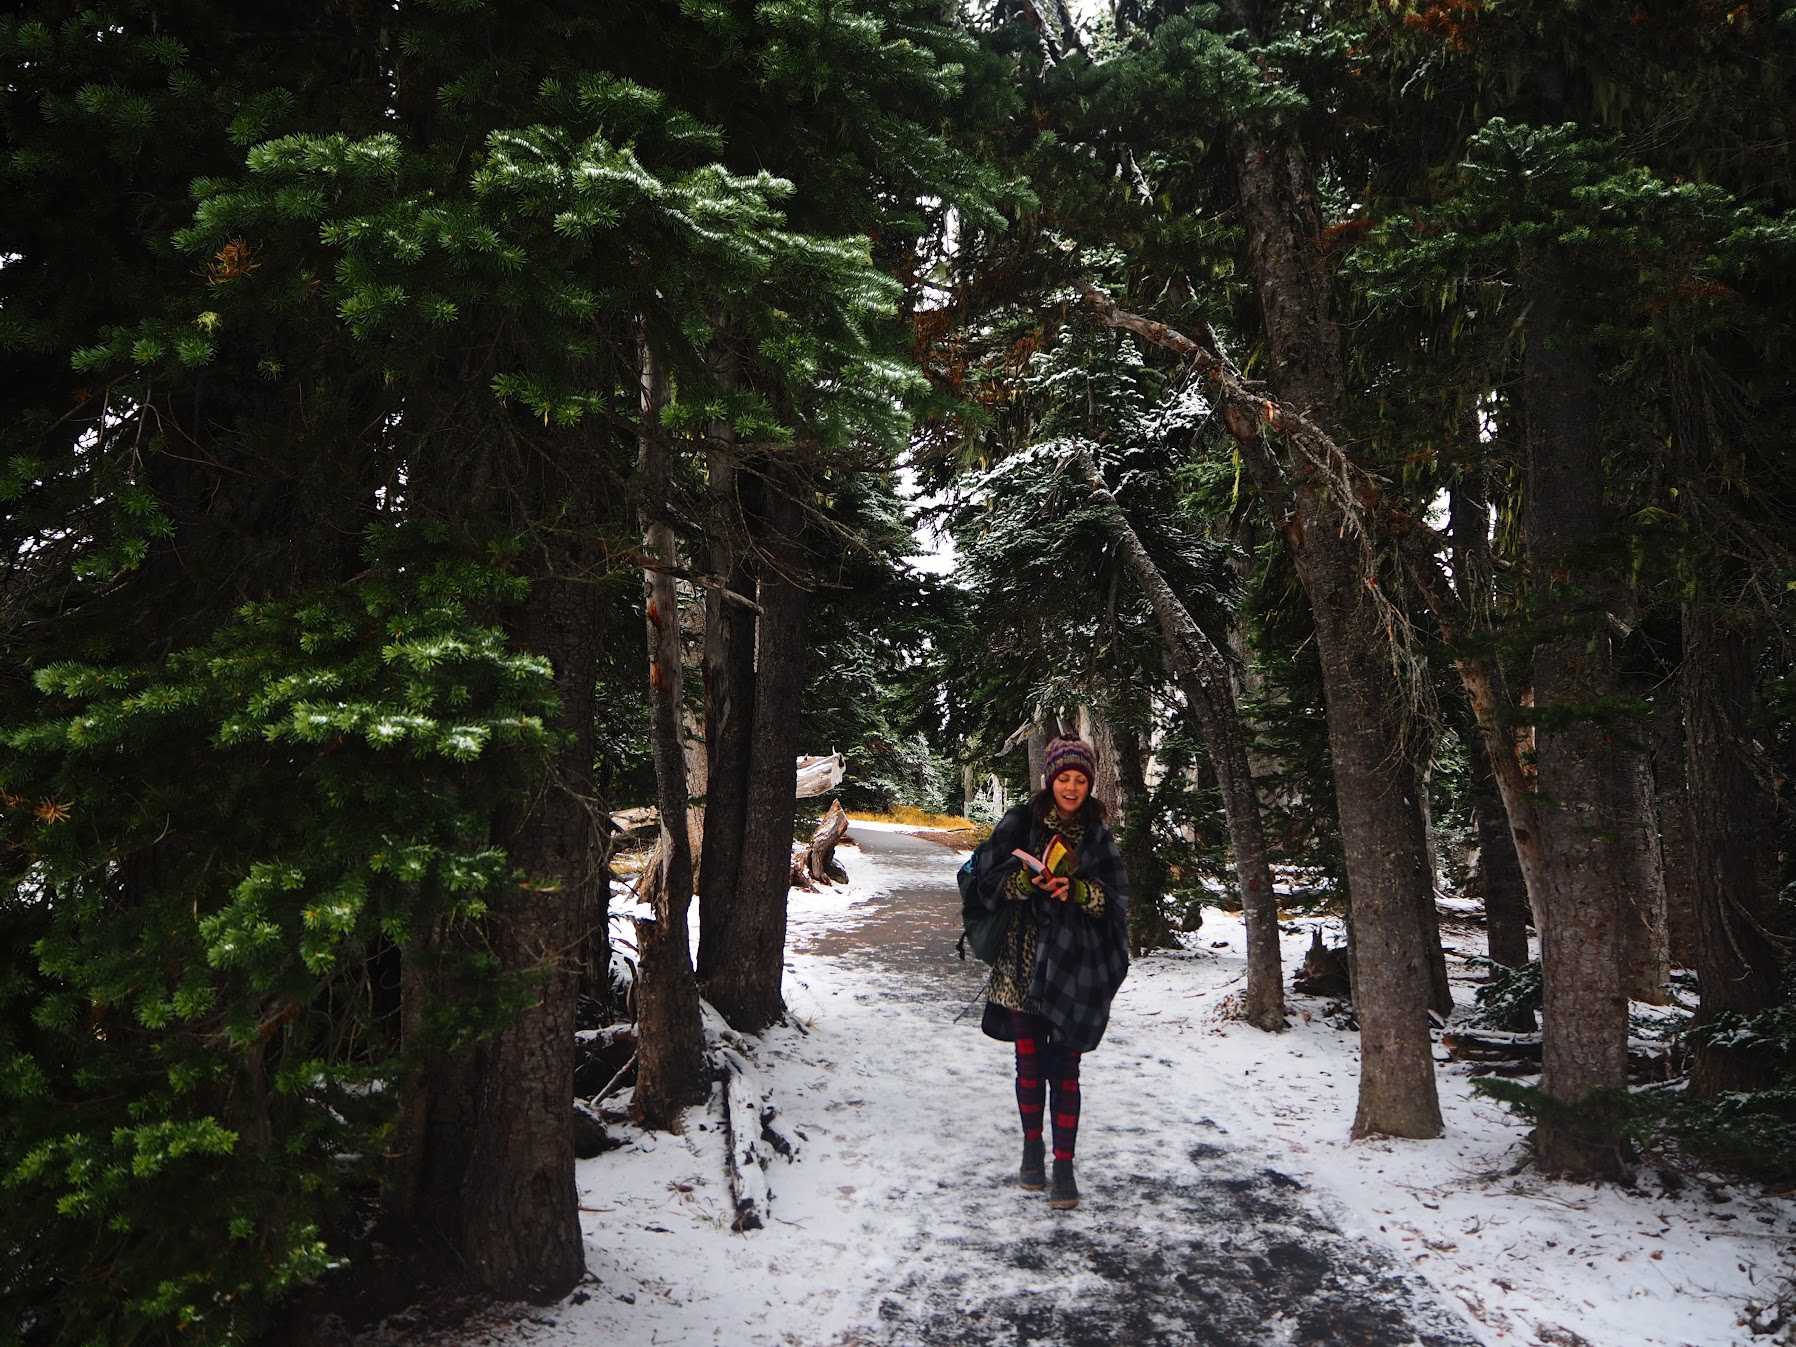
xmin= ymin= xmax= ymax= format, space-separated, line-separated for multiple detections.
xmin=1083 ymin=705 xmax=1127 ymax=817
xmin=1179 ymin=673 xmax=1285 ymax=1029
xmin=1651 ymin=688 xmax=1700 ymax=968
xmin=383 ymin=433 xmax=602 ymax=1300
xmin=633 ymin=332 xmax=709 ymax=1127
xmin=1618 ymin=741 xmax=1671 ymax=1005
xmin=1446 ymin=480 xmax=1531 ymax=973
xmin=696 ymin=553 xmax=757 ymax=982
xmin=446 ymin=528 xmax=598 ymax=1296
xmin=1414 ymin=757 xmax=1454 ymax=1019
xmin=1223 ymin=91 xmax=1439 ymax=1126
xmin=1074 ymin=453 xmax=1285 ymax=1029
xmin=1522 ymin=268 xmax=1632 ymax=1179
xmin=706 ymin=468 xmax=808 ymax=1032
xmin=1465 ymin=720 xmax=1537 ymax=1030
xmin=1297 ymin=525 xmax=1442 ymax=1137
xmin=1682 ymin=604 xmax=1787 ymax=1097
xmin=1026 ymin=723 xmax=1050 ymax=792
xmin=1465 ymin=726 xmax=1531 ymax=971
xmin=1111 ymin=720 xmax=1172 ymax=953
xmin=695 ymin=368 xmax=758 ymax=985
xmin=681 ymin=599 xmax=708 ymax=873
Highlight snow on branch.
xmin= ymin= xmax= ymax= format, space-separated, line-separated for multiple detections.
xmin=1077 ymin=279 xmax=1450 ymax=741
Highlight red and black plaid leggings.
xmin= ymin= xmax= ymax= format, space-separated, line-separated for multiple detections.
xmin=1009 ymin=1009 xmax=1081 ymax=1162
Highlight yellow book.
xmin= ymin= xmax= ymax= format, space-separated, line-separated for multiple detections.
xmin=1042 ymin=834 xmax=1074 ymax=876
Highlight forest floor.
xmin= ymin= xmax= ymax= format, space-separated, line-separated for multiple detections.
xmin=384 ymin=823 xmax=1796 ymax=1347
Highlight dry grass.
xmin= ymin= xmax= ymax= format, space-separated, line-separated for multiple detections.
xmin=846 ymin=805 xmax=991 ymax=849
xmin=847 ymin=804 xmax=981 ymax=831
xmin=609 ymin=847 xmax=650 ymax=876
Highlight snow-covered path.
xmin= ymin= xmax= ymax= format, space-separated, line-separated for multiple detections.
xmin=776 ymin=827 xmax=1481 ymax=1347
xmin=451 ymin=828 xmax=1475 ymax=1347
xmin=406 ymin=823 xmax=1794 ymax=1347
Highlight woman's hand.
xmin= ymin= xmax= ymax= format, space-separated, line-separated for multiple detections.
xmin=1033 ymin=873 xmax=1072 ymax=902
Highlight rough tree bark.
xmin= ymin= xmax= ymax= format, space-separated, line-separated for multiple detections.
xmin=383 ymin=436 xmax=603 ymax=1300
xmin=1651 ymin=688 xmax=1700 ymax=967
xmin=705 ymin=465 xmax=808 ymax=1032
xmin=1220 ymin=49 xmax=1441 ymax=1128
xmin=695 ymin=395 xmax=758 ymax=985
xmin=1682 ymin=604 xmax=1787 ymax=1097
xmin=1074 ymin=452 xmax=1284 ymax=1030
xmin=633 ymin=332 xmax=709 ymax=1128
xmin=1447 ymin=480 xmax=1530 ymax=972
xmin=1522 ymin=268 xmax=1633 ymax=1179
xmin=1618 ymin=742 xmax=1671 ymax=1005
xmin=1082 ymin=705 xmax=1127 ymax=819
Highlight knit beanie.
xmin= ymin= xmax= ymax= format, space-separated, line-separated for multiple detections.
xmin=1042 ymin=735 xmax=1097 ymax=786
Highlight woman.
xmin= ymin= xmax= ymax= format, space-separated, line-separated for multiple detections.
xmin=968 ymin=734 xmax=1130 ymax=1211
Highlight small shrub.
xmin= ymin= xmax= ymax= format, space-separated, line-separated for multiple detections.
xmin=1468 ymin=957 xmax=1542 ymax=1031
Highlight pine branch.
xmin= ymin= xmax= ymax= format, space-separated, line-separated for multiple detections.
xmin=1075 ymin=279 xmax=1294 ymax=515
xmin=1067 ymin=447 xmax=1236 ymax=697
xmin=1077 ymin=272 xmax=1558 ymax=933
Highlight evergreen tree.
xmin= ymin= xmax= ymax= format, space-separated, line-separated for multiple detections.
xmin=629 ymin=0 xmax=1010 ymax=1032
xmin=1 ymin=0 xmax=1004 ymax=1330
xmin=1336 ymin=0 xmax=1796 ymax=1176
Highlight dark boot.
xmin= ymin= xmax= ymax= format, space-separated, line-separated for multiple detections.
xmin=1018 ymin=1137 xmax=1046 ymax=1190
xmin=1048 ymin=1159 xmax=1079 ymax=1210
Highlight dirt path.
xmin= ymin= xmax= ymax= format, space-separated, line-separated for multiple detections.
xmin=807 ymin=827 xmax=1484 ymax=1347
xmin=796 ymin=828 xmax=989 ymax=994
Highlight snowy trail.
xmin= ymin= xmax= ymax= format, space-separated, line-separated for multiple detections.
xmin=782 ymin=828 xmax=1481 ymax=1347
xmin=400 ymin=824 xmax=1794 ymax=1347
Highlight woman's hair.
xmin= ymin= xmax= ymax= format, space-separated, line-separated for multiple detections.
xmin=1029 ymin=785 xmax=1108 ymax=828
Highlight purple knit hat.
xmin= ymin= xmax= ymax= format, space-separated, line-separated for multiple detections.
xmin=1042 ymin=735 xmax=1097 ymax=786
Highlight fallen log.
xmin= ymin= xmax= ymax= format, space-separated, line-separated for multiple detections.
xmin=759 ymin=1108 xmax=799 ymax=1160
xmin=614 ymin=752 xmax=846 ymax=843
xmin=796 ymin=752 xmax=846 ymax=799
xmin=609 ymin=805 xmax=660 ymax=836
xmin=1440 ymin=1031 xmax=1682 ymax=1082
xmin=697 ymin=1000 xmax=799 ymax=1232
xmin=715 ymin=1044 xmax=774 ymax=1232
xmin=790 ymin=800 xmax=850 ymax=890
xmin=573 ymin=1025 xmax=637 ymax=1097
xmin=573 ymin=1100 xmax=615 ymax=1158
xmin=1439 ymin=1030 xmax=1542 ymax=1063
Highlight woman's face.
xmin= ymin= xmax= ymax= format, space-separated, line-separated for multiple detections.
xmin=1051 ymin=768 xmax=1091 ymax=815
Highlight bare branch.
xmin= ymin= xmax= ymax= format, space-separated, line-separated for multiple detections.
xmin=626 ymin=555 xmax=765 ymax=615
xmin=1078 ymin=279 xmax=1442 ymax=733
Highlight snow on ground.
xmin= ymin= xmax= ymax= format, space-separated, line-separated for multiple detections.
xmin=1142 ymin=944 xmax=1795 ymax=1347
xmin=426 ymin=822 xmax=1794 ymax=1347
